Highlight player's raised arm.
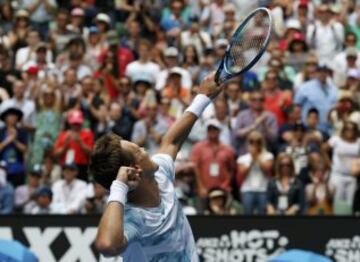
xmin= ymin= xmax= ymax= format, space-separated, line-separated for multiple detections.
xmin=158 ymin=72 xmax=223 ymax=160
xmin=95 ymin=166 xmax=141 ymax=257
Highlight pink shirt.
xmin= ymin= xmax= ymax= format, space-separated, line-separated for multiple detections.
xmin=191 ymin=140 xmax=235 ymax=192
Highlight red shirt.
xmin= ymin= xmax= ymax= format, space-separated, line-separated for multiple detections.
xmin=264 ymin=91 xmax=292 ymax=126
xmin=98 ymin=46 xmax=134 ymax=76
xmin=191 ymin=140 xmax=235 ymax=192
xmin=54 ymin=130 xmax=94 ymax=165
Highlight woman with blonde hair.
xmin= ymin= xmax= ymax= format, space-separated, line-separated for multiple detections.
xmin=267 ymin=152 xmax=304 ymax=215
xmin=237 ymin=130 xmax=274 ymax=215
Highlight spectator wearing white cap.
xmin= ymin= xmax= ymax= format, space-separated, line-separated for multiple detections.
xmin=332 ymin=47 xmax=360 ymax=88
xmin=306 ymin=4 xmax=344 ymax=65
xmin=191 ymin=118 xmax=236 ymax=204
xmin=155 ymin=46 xmax=192 ymax=91
xmin=95 ymin=13 xmax=111 ymax=45
xmin=180 ymin=15 xmax=212 ymax=57
xmin=125 ymin=39 xmax=160 ymax=85
xmin=214 ymin=38 xmax=228 ymax=67
xmin=20 ymin=0 xmax=57 ymax=38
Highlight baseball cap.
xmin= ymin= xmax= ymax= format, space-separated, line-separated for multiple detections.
xmin=346 ymin=47 xmax=358 ymax=58
xmin=347 ymin=69 xmax=360 ymax=79
xmin=15 ymin=10 xmax=29 ymax=18
xmin=208 ymin=189 xmax=226 ymax=198
xmin=164 ymin=47 xmax=179 ymax=57
xmin=169 ymin=67 xmax=183 ymax=77
xmin=35 ymin=187 xmax=53 ymax=198
xmin=29 ymin=164 xmax=42 ymax=177
xmin=96 ymin=13 xmax=111 ymax=25
xmin=71 ymin=8 xmax=85 ymax=17
xmin=68 ymin=110 xmax=84 ymax=125
xmin=89 ymin=26 xmax=99 ymax=34
xmin=214 ymin=39 xmax=229 ymax=48
xmin=206 ymin=119 xmax=222 ymax=130
xmin=63 ymin=163 xmax=79 ymax=171
xmin=286 ymin=19 xmax=301 ymax=31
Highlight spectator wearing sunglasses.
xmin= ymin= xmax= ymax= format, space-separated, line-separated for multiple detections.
xmin=237 ymin=131 xmax=274 ymax=215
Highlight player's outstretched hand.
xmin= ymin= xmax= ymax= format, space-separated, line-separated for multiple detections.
xmin=198 ymin=71 xmax=224 ymax=100
xmin=116 ymin=166 xmax=142 ymax=191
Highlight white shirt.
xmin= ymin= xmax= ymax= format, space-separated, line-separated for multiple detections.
xmin=180 ymin=30 xmax=212 ymax=57
xmin=155 ymin=67 xmax=192 ymax=91
xmin=237 ymin=152 xmax=274 ymax=192
xmin=329 ymin=136 xmax=360 ymax=176
xmin=125 ymin=61 xmax=161 ymax=85
xmin=306 ymin=21 xmax=344 ymax=65
xmin=331 ymin=51 xmax=360 ymax=87
xmin=15 ymin=47 xmax=53 ymax=70
xmin=51 ymin=179 xmax=87 ymax=214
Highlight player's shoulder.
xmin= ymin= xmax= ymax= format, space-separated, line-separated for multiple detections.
xmin=152 ymin=153 xmax=175 ymax=182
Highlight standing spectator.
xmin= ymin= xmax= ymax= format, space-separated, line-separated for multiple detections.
xmin=327 ymin=121 xmax=360 ymax=215
xmin=294 ymin=64 xmax=338 ymax=132
xmin=224 ymin=80 xmax=248 ymax=123
xmin=267 ymin=153 xmax=304 ymax=215
xmin=0 ymin=105 xmax=28 ymax=187
xmin=125 ymin=39 xmax=160 ymax=85
xmin=21 ymin=0 xmax=57 ymax=38
xmin=15 ymin=29 xmax=52 ymax=70
xmin=30 ymin=88 xmax=61 ymax=165
xmin=0 ymin=161 xmax=14 ymax=214
xmin=41 ymin=153 xmax=62 ymax=187
xmin=7 ymin=10 xmax=31 ymax=54
xmin=237 ymin=131 xmax=274 ymax=215
xmin=332 ymin=47 xmax=360 ymax=88
xmin=107 ymin=102 xmax=136 ymax=141
xmin=191 ymin=119 xmax=235 ymax=204
xmin=156 ymin=47 xmax=192 ymax=91
xmin=49 ymin=9 xmax=74 ymax=56
xmin=51 ymin=163 xmax=87 ymax=214
xmin=293 ymin=54 xmax=318 ymax=91
xmin=180 ymin=16 xmax=212 ymax=57
xmin=233 ymin=90 xmax=278 ymax=156
xmin=306 ymin=4 xmax=344 ymax=65
xmin=263 ymin=69 xmax=293 ymax=126
xmin=213 ymin=100 xmax=232 ymax=146
xmin=53 ymin=110 xmax=94 ymax=181
xmin=0 ymin=79 xmax=36 ymax=131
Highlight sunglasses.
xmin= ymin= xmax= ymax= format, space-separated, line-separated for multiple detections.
xmin=249 ymin=139 xmax=262 ymax=145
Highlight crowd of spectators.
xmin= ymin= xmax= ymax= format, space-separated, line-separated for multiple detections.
xmin=0 ymin=0 xmax=359 ymax=216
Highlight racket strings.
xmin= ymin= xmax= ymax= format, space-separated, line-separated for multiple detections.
xmin=229 ymin=12 xmax=269 ymax=72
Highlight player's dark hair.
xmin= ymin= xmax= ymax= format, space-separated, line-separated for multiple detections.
xmin=89 ymin=133 xmax=136 ymax=190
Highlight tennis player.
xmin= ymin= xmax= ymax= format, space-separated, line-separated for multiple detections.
xmin=89 ymin=73 xmax=222 ymax=261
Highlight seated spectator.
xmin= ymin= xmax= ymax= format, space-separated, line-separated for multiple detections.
xmin=41 ymin=153 xmax=62 ymax=187
xmin=267 ymin=153 xmax=304 ymax=215
xmin=204 ymin=187 xmax=240 ymax=215
xmin=25 ymin=186 xmax=55 ymax=214
xmin=81 ymin=182 xmax=107 ymax=214
xmin=0 ymin=105 xmax=28 ymax=186
xmin=293 ymin=54 xmax=318 ymax=91
xmin=213 ymin=100 xmax=232 ymax=146
xmin=279 ymin=123 xmax=309 ymax=176
xmin=224 ymin=80 xmax=248 ymax=122
xmin=327 ymin=121 xmax=360 ymax=215
xmin=233 ymin=90 xmax=278 ymax=156
xmin=306 ymin=162 xmax=334 ymax=215
xmin=14 ymin=165 xmax=42 ymax=212
xmin=53 ymin=110 xmax=94 ymax=181
xmin=175 ymin=187 xmax=197 ymax=216
xmin=286 ymin=32 xmax=308 ymax=72
xmin=278 ymin=105 xmax=302 ymax=147
xmin=237 ymin=131 xmax=274 ymax=215
xmin=0 ymin=161 xmax=14 ymax=214
xmin=51 ymin=163 xmax=87 ymax=214
xmin=191 ymin=119 xmax=235 ymax=210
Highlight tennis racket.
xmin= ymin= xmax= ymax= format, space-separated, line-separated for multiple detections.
xmin=215 ymin=7 xmax=272 ymax=84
